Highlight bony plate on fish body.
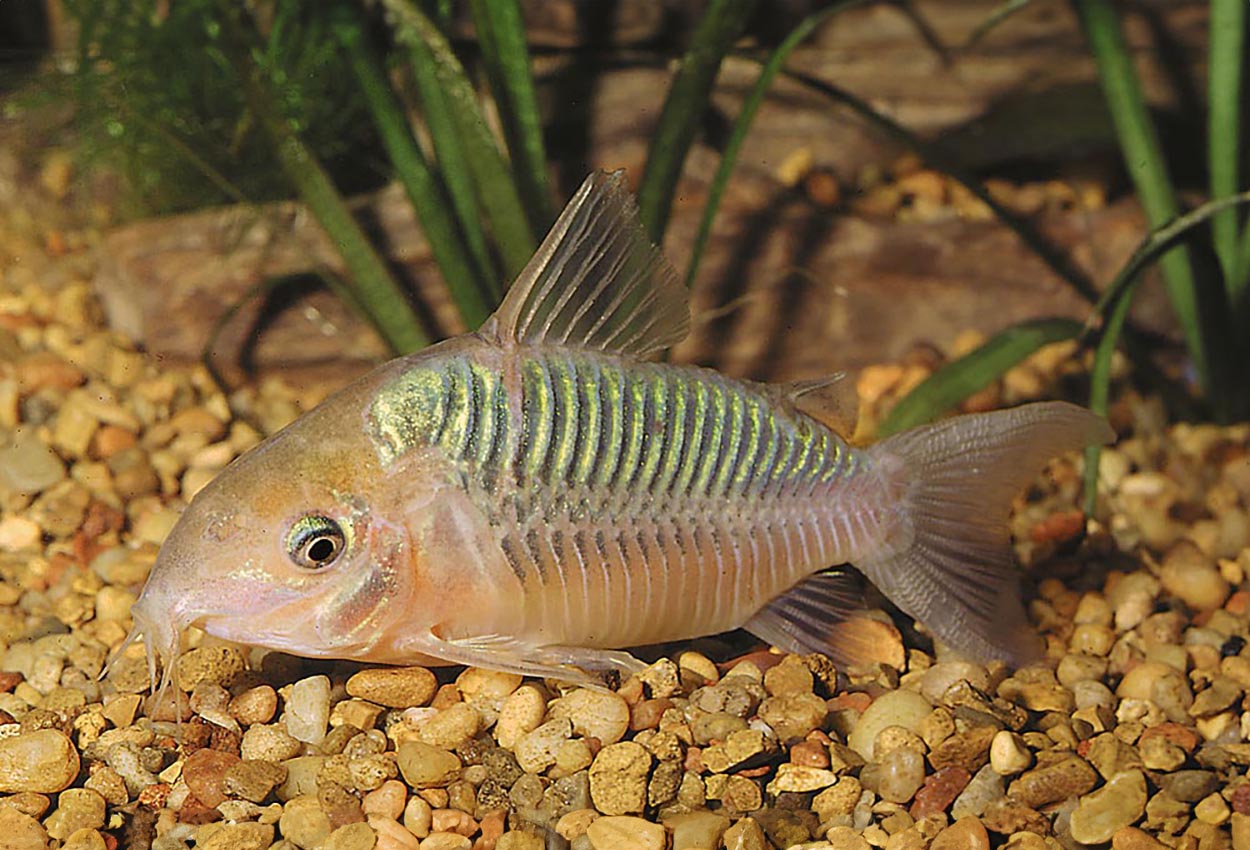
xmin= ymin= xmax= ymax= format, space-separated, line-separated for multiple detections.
xmin=122 ymin=171 xmax=1114 ymax=689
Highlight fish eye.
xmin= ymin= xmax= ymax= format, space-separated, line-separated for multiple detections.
xmin=286 ymin=515 xmax=346 ymax=570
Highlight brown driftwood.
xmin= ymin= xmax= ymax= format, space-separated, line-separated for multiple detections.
xmin=92 ymin=0 xmax=1201 ymax=379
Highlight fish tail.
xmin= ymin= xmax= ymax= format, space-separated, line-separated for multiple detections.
xmin=861 ymin=401 xmax=1113 ymax=664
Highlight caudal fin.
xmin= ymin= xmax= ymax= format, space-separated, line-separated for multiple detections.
xmin=862 ymin=401 xmax=1113 ymax=664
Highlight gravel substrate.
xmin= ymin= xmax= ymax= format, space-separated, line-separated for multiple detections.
xmin=4 ymin=159 xmax=1250 ymax=850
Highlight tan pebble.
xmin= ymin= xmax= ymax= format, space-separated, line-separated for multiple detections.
xmin=348 ymin=667 xmax=437 ymax=709
xmin=242 ymin=724 xmax=303 ymax=762
xmin=1196 ymin=792 xmax=1231 ymax=825
xmin=60 ymin=828 xmax=107 ymax=850
xmin=550 ymin=688 xmax=631 ymax=745
xmin=0 ymin=806 xmax=48 ymax=850
xmin=513 ymin=717 xmax=572 ymax=773
xmin=0 ymin=516 xmax=41 ymax=551
xmin=768 ymin=763 xmax=839 ymax=793
xmin=495 ymin=684 xmax=547 ymax=749
xmin=230 ymin=685 xmax=278 ymax=725
xmin=759 ymin=691 xmax=828 ymax=742
xmin=919 ymin=663 xmax=990 ymax=703
xmin=321 ymin=821 xmax=378 ymax=850
xmin=723 ymin=816 xmax=767 ymax=850
xmin=285 ymin=675 xmax=332 ymax=744
xmin=554 ymin=738 xmax=593 ymax=774
xmin=1007 ymin=756 xmax=1098 ymax=808
xmin=763 ymin=655 xmax=814 ymax=695
xmin=430 ymin=808 xmax=476 ymax=836
xmin=1069 ymin=769 xmax=1147 ymax=844
xmin=588 ymin=741 xmax=652 ymax=815
xmin=363 ymin=779 xmax=408 ymax=821
xmin=665 ymin=809 xmax=730 ymax=849
xmin=1112 ymin=826 xmax=1168 ymax=850
xmin=990 ymin=731 xmax=1032 ymax=776
xmin=91 ymin=424 xmax=136 ymax=459
xmin=1162 ymin=541 xmax=1230 ymax=610
xmin=678 ymin=650 xmax=720 ymax=685
xmin=197 ymin=821 xmax=275 ymax=850
xmin=555 ymin=809 xmax=599 ymax=840
xmin=827 ymin=824 xmax=873 ymax=850
xmin=0 ymin=729 xmax=80 ymax=793
xmin=404 ymin=795 xmax=433 ymax=838
xmin=1230 ymin=814 xmax=1250 ymax=850
xmin=369 ymin=815 xmax=420 ymax=850
xmin=397 ymin=742 xmax=461 ymax=789
xmin=586 ymin=815 xmax=667 ymax=850
xmin=43 ymin=788 xmax=106 ymax=840
xmin=455 ymin=667 xmax=522 ymax=701
xmin=496 ymin=830 xmax=545 ymax=850
xmin=224 ymin=759 xmax=287 ymax=803
xmin=848 ymin=690 xmax=932 ymax=760
xmin=929 ymin=817 xmax=990 ymax=850
xmin=417 ymin=703 xmax=480 ymax=749
xmin=417 ymin=833 xmax=471 ymax=850
xmin=176 ymin=645 xmax=247 ymax=691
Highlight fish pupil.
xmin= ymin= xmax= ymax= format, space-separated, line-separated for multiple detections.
xmin=287 ymin=515 xmax=345 ymax=569
xmin=307 ymin=537 xmax=337 ymax=563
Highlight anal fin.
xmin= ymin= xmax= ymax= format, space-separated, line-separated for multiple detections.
xmin=744 ymin=568 xmax=868 ymax=663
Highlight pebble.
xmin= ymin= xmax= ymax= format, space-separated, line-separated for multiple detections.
xmin=1161 ymin=541 xmax=1230 ymax=610
xmin=1069 ymin=769 xmax=1147 ymax=844
xmin=911 ymin=766 xmax=972 ymax=817
xmin=417 ymin=703 xmax=480 ymax=749
xmin=723 ymin=816 xmax=767 ymax=850
xmin=550 ymin=688 xmax=631 ymax=745
xmin=0 ymin=728 xmax=80 ymax=792
xmin=363 ymin=780 xmax=408 ymax=820
xmin=1008 ymin=756 xmax=1098 ymax=808
xmin=865 ymin=746 xmax=926 ymax=803
xmin=513 ymin=717 xmax=573 ymax=774
xmin=496 ymin=833 xmax=544 ymax=850
xmin=930 ymin=817 xmax=991 ymax=850
xmin=230 ymin=685 xmax=278 ymax=725
xmin=60 ymin=829 xmax=108 ymax=850
xmin=323 ymin=821 xmax=378 ymax=850
xmin=588 ymin=741 xmax=653 ymax=815
xmin=242 ymin=724 xmax=303 ymax=762
xmin=197 ymin=821 xmax=275 ymax=850
xmin=495 ymin=684 xmax=547 ymax=749
xmin=347 ymin=667 xmax=437 ymax=708
xmin=0 ymin=806 xmax=48 ymax=850
xmin=183 ymin=747 xmax=240 ymax=808
xmin=224 ymin=759 xmax=287 ymax=802
xmin=44 ymin=788 xmax=106 ymax=839
xmin=176 ymin=645 xmax=247 ymax=690
xmin=665 ymin=810 xmax=730 ymax=849
xmin=759 ymin=691 xmax=828 ymax=742
xmin=990 ymin=731 xmax=1032 ymax=775
xmin=848 ymin=690 xmax=932 ymax=760
xmin=827 ymin=825 xmax=873 ymax=850
xmin=951 ymin=765 xmax=1005 ymax=819
xmin=586 ymin=815 xmax=667 ymax=850
xmin=396 ymin=742 xmax=462 ymax=788
xmin=285 ymin=675 xmax=331 ymax=744
xmin=768 ymin=763 xmax=839 ymax=793
xmin=1116 ymin=663 xmax=1194 ymax=722
xmin=0 ymin=429 xmax=66 ymax=495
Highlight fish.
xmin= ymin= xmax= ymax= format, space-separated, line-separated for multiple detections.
xmin=122 ymin=170 xmax=1113 ymax=688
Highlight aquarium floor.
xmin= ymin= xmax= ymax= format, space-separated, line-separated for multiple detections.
xmin=2 ymin=151 xmax=1250 ymax=850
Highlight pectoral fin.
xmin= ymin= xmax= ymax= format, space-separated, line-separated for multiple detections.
xmin=407 ymin=630 xmax=645 ymax=686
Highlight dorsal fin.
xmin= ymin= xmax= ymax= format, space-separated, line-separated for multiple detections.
xmin=777 ymin=373 xmax=859 ymax=436
xmin=483 ymin=171 xmax=690 ymax=357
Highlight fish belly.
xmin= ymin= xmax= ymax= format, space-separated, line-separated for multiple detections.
xmin=419 ymin=348 xmax=886 ymax=649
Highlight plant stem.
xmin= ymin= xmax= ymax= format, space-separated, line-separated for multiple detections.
xmin=1074 ymin=0 xmax=1211 ymax=396
xmin=468 ymin=0 xmax=553 ymax=228
xmin=637 ymin=0 xmax=759 ymax=244
xmin=332 ymin=7 xmax=493 ymax=328
xmin=686 ymin=0 xmax=860 ymax=288
xmin=384 ymin=0 xmax=536 ymax=278
xmin=1208 ymin=0 xmax=1245 ymax=294
xmin=223 ymin=4 xmax=427 ymax=354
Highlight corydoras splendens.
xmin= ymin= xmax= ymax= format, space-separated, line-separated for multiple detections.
xmin=124 ymin=172 xmax=1113 ymax=687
